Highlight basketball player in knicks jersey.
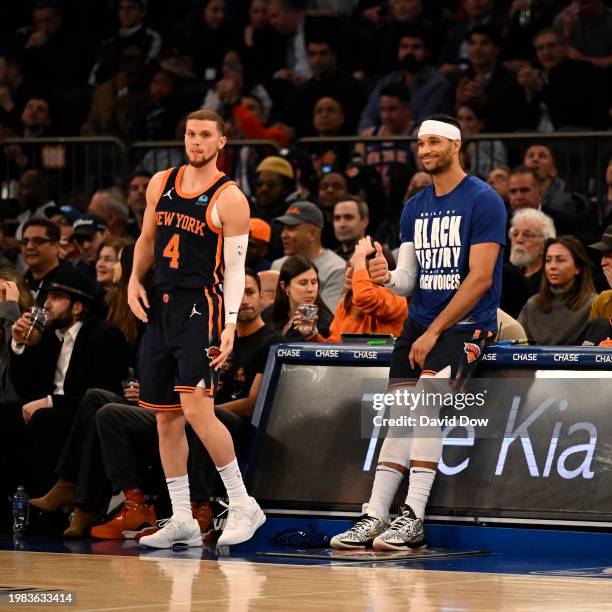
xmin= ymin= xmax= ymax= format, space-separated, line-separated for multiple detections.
xmin=128 ymin=110 xmax=265 ymax=548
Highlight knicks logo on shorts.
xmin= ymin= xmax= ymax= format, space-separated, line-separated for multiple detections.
xmin=464 ymin=342 xmax=481 ymax=364
xmin=206 ymin=346 xmax=221 ymax=361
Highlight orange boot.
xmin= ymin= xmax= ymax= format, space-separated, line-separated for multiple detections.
xmin=91 ymin=490 xmax=156 ymax=540
xmin=30 ymin=480 xmax=75 ymax=513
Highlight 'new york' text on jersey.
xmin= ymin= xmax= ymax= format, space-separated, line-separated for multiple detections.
xmin=153 ymin=166 xmax=236 ymax=291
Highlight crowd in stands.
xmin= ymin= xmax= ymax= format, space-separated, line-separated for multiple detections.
xmin=0 ymin=0 xmax=611 ymax=537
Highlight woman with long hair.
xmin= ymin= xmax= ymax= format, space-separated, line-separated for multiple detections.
xmin=518 ymin=236 xmax=596 ymax=345
xmin=0 ymin=267 xmax=34 ymax=401
xmin=105 ymin=243 xmax=144 ymax=360
xmin=262 ymin=255 xmax=332 ymax=339
xmin=95 ymin=237 xmax=132 ymax=293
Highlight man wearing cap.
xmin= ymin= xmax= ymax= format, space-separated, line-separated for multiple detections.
xmin=247 ymin=218 xmax=272 ymax=273
xmin=254 ymin=156 xmax=297 ymax=260
xmin=589 ymin=225 xmax=612 ymax=319
xmin=331 ymin=114 xmax=506 ymax=552
xmin=3 ymin=266 xmax=127 ymax=501
xmin=70 ymin=214 xmax=110 ymax=281
xmin=271 ymin=201 xmax=346 ymax=311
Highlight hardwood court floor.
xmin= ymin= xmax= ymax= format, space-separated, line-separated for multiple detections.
xmin=2 ymin=551 xmax=612 ymax=611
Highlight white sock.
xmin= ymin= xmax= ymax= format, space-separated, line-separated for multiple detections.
xmin=166 ymin=474 xmax=192 ymax=523
xmin=405 ymin=467 xmax=436 ymax=521
xmin=367 ymin=465 xmax=404 ymax=522
xmin=217 ymin=458 xmax=249 ymax=504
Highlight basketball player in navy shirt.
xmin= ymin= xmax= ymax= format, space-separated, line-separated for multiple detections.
xmin=128 ymin=110 xmax=265 ymax=549
xmin=331 ymin=114 xmax=506 ymax=550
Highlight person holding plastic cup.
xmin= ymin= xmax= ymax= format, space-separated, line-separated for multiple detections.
xmin=262 ymin=255 xmax=332 ymax=340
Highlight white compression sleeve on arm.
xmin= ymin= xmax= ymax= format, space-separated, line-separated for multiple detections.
xmin=385 ymin=241 xmax=419 ymax=296
xmin=223 ymin=233 xmax=249 ymax=325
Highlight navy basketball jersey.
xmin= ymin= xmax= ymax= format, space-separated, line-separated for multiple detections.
xmin=153 ymin=166 xmax=236 ymax=290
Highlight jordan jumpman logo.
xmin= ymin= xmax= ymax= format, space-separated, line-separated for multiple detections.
xmin=190 ymin=303 xmax=202 ymax=318
xmin=163 ymin=187 xmax=174 ymax=200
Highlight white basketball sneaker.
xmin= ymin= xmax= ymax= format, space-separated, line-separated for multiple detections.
xmin=139 ymin=517 xmax=203 ymax=549
xmin=216 ymin=497 xmax=266 ymax=546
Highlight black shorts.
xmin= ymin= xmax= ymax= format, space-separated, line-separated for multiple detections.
xmin=388 ymin=317 xmax=493 ymax=386
xmin=138 ymin=287 xmax=223 ymax=411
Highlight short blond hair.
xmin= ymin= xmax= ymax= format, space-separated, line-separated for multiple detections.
xmin=186 ymin=110 xmax=225 ymax=136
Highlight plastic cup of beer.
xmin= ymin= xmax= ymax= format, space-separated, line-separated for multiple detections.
xmin=297 ymin=303 xmax=318 ymax=335
xmin=22 ymin=306 xmax=49 ymax=345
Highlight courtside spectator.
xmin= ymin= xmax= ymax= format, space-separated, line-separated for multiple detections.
xmin=6 ymin=267 xmax=128 ymax=500
xmin=296 ymin=237 xmax=406 ymax=342
xmin=88 ymin=190 xmax=130 ymax=238
xmin=487 ymin=167 xmax=510 ymax=205
xmin=104 ymin=243 xmax=143 ymax=364
xmin=95 ymin=237 xmax=132 ymax=294
xmin=508 ymin=208 xmax=557 ymax=296
xmin=254 ymin=156 xmax=297 ymax=259
xmin=0 ymin=268 xmax=34 ymax=403
xmin=333 ymin=195 xmax=369 ymax=262
xmin=507 ymin=166 xmax=542 ymax=212
xmin=318 ymin=171 xmax=349 ymax=250
xmin=70 ymin=214 xmax=109 ymax=281
xmin=589 ymin=225 xmax=612 ymax=319
xmin=20 ymin=218 xmax=63 ymax=304
xmin=247 ymin=218 xmax=272 ymax=273
xmin=524 ymin=144 xmax=565 ymax=206
xmin=519 ymin=236 xmax=596 ymax=345
xmin=264 ymin=254 xmax=333 ymax=338
xmin=272 ymin=202 xmax=346 ymax=311
xmin=125 ymin=172 xmax=150 ymax=236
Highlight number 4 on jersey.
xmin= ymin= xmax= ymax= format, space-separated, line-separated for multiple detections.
xmin=163 ymin=233 xmax=180 ymax=269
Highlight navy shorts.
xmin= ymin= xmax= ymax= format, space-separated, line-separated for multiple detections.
xmin=139 ymin=286 xmax=223 ymax=411
xmin=388 ymin=317 xmax=493 ymax=386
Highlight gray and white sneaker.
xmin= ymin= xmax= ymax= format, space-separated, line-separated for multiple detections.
xmin=373 ymin=506 xmax=426 ymax=550
xmin=330 ymin=504 xmax=390 ymax=549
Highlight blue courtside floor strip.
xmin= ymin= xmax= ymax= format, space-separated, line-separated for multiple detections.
xmin=2 ymin=518 xmax=612 ymax=578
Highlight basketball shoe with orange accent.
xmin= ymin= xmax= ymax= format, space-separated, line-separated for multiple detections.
xmin=90 ymin=499 xmax=157 ymax=540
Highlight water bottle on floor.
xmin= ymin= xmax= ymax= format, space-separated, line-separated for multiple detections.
xmin=12 ymin=486 xmax=29 ymax=535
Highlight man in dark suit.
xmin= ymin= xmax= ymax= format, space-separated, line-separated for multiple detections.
xmin=3 ymin=266 xmax=128 ymax=501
